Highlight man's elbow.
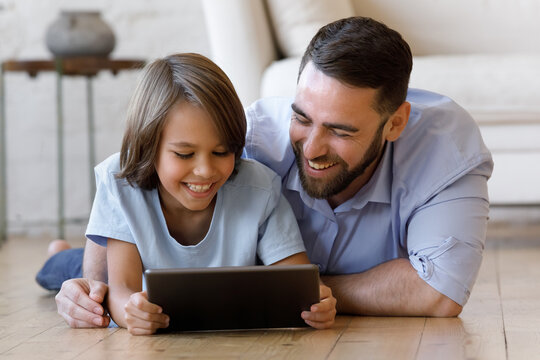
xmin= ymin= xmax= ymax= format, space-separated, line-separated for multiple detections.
xmin=429 ymin=294 xmax=463 ymax=317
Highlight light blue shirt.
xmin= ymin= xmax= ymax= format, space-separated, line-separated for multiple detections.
xmin=243 ymin=89 xmax=494 ymax=306
xmin=86 ymin=155 xmax=306 ymax=271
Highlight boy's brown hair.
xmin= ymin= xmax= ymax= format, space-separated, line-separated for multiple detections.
xmin=118 ymin=53 xmax=246 ymax=190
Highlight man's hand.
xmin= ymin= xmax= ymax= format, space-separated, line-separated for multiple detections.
xmin=55 ymin=278 xmax=110 ymax=328
xmin=301 ymin=284 xmax=337 ymax=329
xmin=124 ymin=291 xmax=169 ymax=335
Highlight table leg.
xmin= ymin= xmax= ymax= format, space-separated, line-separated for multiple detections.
xmin=0 ymin=66 xmax=7 ymax=243
xmin=86 ymin=77 xmax=96 ymax=202
xmin=55 ymin=64 xmax=65 ymax=239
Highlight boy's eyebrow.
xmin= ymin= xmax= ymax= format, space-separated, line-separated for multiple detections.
xmin=168 ymin=141 xmax=228 ymax=149
xmin=168 ymin=141 xmax=195 ymax=148
xmin=291 ymin=103 xmax=359 ymax=133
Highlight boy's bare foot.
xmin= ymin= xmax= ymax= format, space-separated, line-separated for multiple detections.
xmin=47 ymin=239 xmax=72 ymax=258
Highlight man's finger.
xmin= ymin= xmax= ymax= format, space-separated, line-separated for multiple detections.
xmin=55 ymin=279 xmax=110 ymax=328
xmin=88 ymin=280 xmax=108 ymax=304
xmin=56 ymin=293 xmax=109 ymax=327
xmin=63 ymin=280 xmax=107 ymax=315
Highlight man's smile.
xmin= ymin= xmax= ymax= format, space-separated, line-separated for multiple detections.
xmin=308 ymin=159 xmax=338 ymax=170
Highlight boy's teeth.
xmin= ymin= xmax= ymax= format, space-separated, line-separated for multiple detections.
xmin=186 ymin=183 xmax=212 ymax=192
xmin=308 ymin=160 xmax=336 ymax=170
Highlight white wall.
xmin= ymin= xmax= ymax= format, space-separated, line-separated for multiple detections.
xmin=0 ymin=0 xmax=209 ymax=237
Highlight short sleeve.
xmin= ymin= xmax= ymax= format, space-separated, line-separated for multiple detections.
xmin=85 ymin=163 xmax=134 ymax=247
xmin=256 ymin=172 xmax=306 ymax=265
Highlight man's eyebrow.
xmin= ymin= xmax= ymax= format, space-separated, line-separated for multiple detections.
xmin=324 ymin=122 xmax=359 ymax=133
xmin=291 ymin=103 xmax=359 ymax=133
xmin=291 ymin=103 xmax=309 ymax=120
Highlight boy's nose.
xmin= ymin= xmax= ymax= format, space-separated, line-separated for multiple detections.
xmin=193 ymin=157 xmax=215 ymax=178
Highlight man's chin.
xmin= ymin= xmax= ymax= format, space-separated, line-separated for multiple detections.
xmin=300 ymin=176 xmax=333 ymax=199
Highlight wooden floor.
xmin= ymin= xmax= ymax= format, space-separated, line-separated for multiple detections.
xmin=1 ymin=220 xmax=539 ymax=359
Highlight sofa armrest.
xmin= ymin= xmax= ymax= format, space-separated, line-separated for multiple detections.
xmin=201 ymin=0 xmax=278 ymax=106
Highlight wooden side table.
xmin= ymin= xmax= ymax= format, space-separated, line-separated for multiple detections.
xmin=0 ymin=57 xmax=145 ymax=242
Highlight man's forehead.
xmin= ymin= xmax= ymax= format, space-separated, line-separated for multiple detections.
xmin=293 ymin=84 xmax=381 ymax=129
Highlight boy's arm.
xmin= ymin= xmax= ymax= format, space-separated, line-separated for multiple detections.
xmin=107 ymin=238 xmax=169 ymax=335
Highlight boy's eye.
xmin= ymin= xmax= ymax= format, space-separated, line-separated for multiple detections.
xmin=213 ymin=151 xmax=230 ymax=157
xmin=174 ymin=152 xmax=193 ymax=159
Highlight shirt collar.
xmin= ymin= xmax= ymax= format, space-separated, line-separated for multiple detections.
xmin=285 ymin=142 xmax=392 ymax=213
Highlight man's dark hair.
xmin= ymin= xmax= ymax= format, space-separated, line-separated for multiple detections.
xmin=299 ymin=16 xmax=413 ymax=117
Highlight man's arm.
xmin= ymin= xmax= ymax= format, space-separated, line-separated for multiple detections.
xmin=324 ymin=174 xmax=489 ymax=317
xmin=82 ymin=239 xmax=107 ymax=281
xmin=55 ymin=239 xmax=110 ymax=328
xmin=322 ymin=258 xmax=462 ymax=317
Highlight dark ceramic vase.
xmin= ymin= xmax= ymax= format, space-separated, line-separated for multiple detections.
xmin=45 ymin=11 xmax=116 ymax=57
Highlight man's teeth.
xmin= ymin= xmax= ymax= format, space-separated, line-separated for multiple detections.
xmin=308 ymin=160 xmax=336 ymax=170
xmin=186 ymin=183 xmax=212 ymax=192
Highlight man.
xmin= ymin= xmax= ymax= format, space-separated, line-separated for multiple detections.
xmin=47 ymin=16 xmax=493 ymax=327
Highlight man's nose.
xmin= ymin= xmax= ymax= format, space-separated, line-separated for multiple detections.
xmin=303 ymin=127 xmax=328 ymax=160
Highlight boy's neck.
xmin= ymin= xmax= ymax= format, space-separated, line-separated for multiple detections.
xmin=158 ymin=191 xmax=216 ymax=246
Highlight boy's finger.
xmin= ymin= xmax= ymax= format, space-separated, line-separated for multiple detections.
xmin=129 ymin=292 xmax=163 ymax=314
xmin=126 ymin=301 xmax=169 ymax=325
xmin=303 ymin=318 xmax=335 ymax=330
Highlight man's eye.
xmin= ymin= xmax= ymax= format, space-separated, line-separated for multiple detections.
xmin=292 ymin=113 xmax=309 ymax=125
xmin=332 ymin=130 xmax=351 ymax=138
xmin=174 ymin=152 xmax=193 ymax=159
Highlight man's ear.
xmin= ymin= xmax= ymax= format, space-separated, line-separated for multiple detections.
xmin=384 ymin=101 xmax=410 ymax=142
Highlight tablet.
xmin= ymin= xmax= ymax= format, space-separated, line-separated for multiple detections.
xmin=145 ymin=264 xmax=320 ymax=332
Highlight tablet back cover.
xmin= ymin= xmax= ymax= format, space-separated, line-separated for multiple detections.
xmin=145 ymin=264 xmax=320 ymax=331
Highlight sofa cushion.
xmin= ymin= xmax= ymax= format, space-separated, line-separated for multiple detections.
xmin=409 ymin=54 xmax=540 ymax=123
xmin=351 ymin=0 xmax=540 ymax=55
xmin=266 ymin=0 xmax=355 ymax=58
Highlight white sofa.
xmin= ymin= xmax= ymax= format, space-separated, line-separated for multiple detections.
xmin=202 ymin=0 xmax=540 ymax=205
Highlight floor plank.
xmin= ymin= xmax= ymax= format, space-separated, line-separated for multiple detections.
xmin=329 ymin=317 xmax=424 ymax=360
xmin=1 ymin=218 xmax=540 ymax=359
xmin=496 ymin=236 xmax=540 ymax=360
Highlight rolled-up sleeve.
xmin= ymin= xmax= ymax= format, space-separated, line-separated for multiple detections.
xmin=406 ymin=173 xmax=490 ymax=306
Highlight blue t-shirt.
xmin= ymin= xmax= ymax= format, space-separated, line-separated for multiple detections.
xmin=243 ymin=89 xmax=494 ymax=306
xmin=86 ymin=155 xmax=306 ymax=271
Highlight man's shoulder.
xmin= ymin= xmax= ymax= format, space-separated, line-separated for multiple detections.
xmin=392 ymin=89 xmax=493 ymax=204
xmin=229 ymin=159 xmax=280 ymax=191
xmin=243 ymin=97 xmax=296 ymax=178
xmin=246 ymin=96 xmax=293 ymax=119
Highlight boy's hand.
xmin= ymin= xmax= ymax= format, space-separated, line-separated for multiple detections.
xmin=124 ymin=291 xmax=169 ymax=335
xmin=301 ymin=284 xmax=337 ymax=329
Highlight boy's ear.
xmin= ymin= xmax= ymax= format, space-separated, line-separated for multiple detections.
xmin=384 ymin=101 xmax=410 ymax=142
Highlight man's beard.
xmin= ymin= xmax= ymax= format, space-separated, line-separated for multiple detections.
xmin=292 ymin=124 xmax=385 ymax=199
